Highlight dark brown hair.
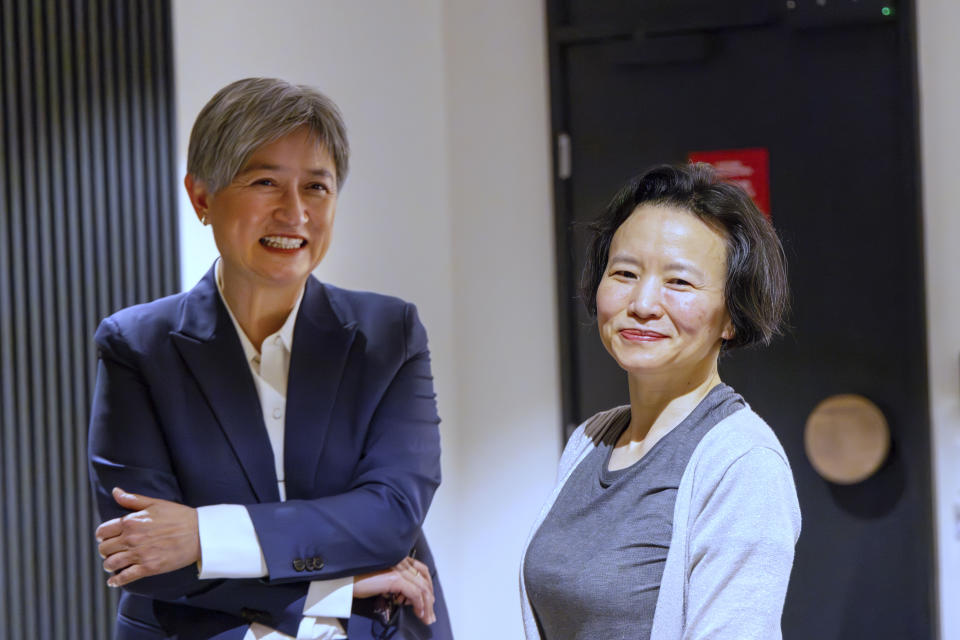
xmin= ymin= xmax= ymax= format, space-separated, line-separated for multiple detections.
xmin=580 ymin=163 xmax=789 ymax=349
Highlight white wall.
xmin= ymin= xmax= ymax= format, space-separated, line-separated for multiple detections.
xmin=172 ymin=2 xmax=559 ymax=638
xmin=442 ymin=1 xmax=562 ymax=637
xmin=917 ymin=2 xmax=960 ymax=638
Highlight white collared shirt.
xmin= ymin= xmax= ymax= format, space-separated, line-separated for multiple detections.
xmin=194 ymin=261 xmax=352 ymax=640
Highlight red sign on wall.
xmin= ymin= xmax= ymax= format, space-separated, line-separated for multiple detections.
xmin=688 ymin=148 xmax=771 ymax=218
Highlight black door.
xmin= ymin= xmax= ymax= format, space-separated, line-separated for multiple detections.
xmin=547 ymin=1 xmax=935 ymax=637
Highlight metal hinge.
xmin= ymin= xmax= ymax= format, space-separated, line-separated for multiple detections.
xmin=557 ymin=132 xmax=572 ymax=180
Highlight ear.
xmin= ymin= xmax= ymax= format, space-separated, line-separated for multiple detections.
xmin=184 ymin=174 xmax=212 ymax=223
xmin=721 ymin=316 xmax=735 ymax=342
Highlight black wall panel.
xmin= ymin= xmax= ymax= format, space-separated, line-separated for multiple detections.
xmin=546 ymin=0 xmax=934 ymax=637
xmin=0 ymin=1 xmax=178 ymax=637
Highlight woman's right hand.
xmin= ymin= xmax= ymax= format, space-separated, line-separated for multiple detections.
xmin=354 ymin=556 xmax=436 ymax=625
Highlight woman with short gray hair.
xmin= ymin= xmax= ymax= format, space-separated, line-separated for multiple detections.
xmin=89 ymin=77 xmax=452 ymax=640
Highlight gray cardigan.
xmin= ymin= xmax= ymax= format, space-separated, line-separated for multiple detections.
xmin=520 ymin=405 xmax=801 ymax=639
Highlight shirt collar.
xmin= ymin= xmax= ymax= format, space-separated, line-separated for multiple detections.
xmin=214 ymin=259 xmax=305 ymax=361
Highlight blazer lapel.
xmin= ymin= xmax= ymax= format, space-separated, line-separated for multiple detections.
xmin=170 ymin=267 xmax=280 ymax=503
xmin=284 ymin=278 xmax=357 ymax=499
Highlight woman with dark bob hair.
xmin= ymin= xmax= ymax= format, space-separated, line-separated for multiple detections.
xmin=89 ymin=78 xmax=452 ymax=640
xmin=521 ymin=163 xmax=801 ymax=639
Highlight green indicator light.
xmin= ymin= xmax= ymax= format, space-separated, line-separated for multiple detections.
xmin=881 ymin=6 xmax=893 ymax=16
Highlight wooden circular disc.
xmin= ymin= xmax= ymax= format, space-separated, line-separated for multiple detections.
xmin=804 ymin=394 xmax=890 ymax=485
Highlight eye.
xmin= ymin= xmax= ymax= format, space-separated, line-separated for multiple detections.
xmin=667 ymin=278 xmax=693 ymax=287
xmin=252 ymin=177 xmax=276 ymax=187
xmin=307 ymin=182 xmax=331 ymax=194
xmin=611 ymin=269 xmax=636 ymax=280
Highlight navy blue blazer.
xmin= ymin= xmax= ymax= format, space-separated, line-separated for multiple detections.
xmin=88 ymin=266 xmax=452 ymax=640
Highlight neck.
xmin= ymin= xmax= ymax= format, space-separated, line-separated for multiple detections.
xmin=220 ymin=272 xmax=304 ymax=351
xmin=622 ymin=356 xmax=722 ymax=447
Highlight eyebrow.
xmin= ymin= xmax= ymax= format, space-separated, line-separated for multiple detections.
xmin=608 ymin=253 xmax=640 ymax=267
xmin=665 ymin=262 xmax=705 ymax=278
xmin=239 ymin=163 xmax=335 ymax=179
xmin=608 ymin=253 xmax=706 ymax=278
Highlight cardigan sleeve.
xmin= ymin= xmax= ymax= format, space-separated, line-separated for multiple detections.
xmin=683 ymin=446 xmax=801 ymax=639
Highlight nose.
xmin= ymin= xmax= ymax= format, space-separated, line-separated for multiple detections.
xmin=275 ymin=188 xmax=308 ymax=225
xmin=627 ymin=276 xmax=663 ymax=319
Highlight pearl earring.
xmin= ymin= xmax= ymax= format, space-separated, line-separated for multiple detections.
xmin=201 ymin=215 xmax=208 ymax=225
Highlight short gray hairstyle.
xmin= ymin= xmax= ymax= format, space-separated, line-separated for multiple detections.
xmin=187 ymin=77 xmax=350 ymax=193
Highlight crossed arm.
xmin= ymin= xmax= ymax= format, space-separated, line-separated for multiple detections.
xmin=95 ymin=487 xmax=435 ymax=623
xmin=88 ymin=309 xmax=441 ymax=626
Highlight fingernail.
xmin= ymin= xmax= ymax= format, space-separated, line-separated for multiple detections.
xmin=107 ymin=580 xmax=117 ymax=588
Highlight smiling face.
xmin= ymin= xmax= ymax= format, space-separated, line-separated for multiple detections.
xmin=185 ymin=126 xmax=338 ymax=296
xmin=596 ymin=204 xmax=734 ymax=382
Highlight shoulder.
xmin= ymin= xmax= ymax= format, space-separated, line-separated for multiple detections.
xmin=319 ymin=280 xmax=412 ymax=321
xmin=315 ymin=280 xmax=419 ymax=331
xmin=697 ymin=405 xmax=790 ymax=467
xmin=582 ymin=405 xmax=630 ymax=442
xmin=685 ymin=405 xmax=799 ymax=516
xmin=311 ymin=279 xmax=428 ymax=356
xmin=558 ymin=405 xmax=629 ymax=480
xmin=95 ymin=291 xmax=189 ymax=355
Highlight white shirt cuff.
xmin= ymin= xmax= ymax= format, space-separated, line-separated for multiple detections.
xmin=245 ymin=620 xmax=346 ymax=640
xmin=196 ymin=504 xmax=268 ymax=579
xmin=295 ymin=617 xmax=347 ymax=639
xmin=303 ymin=576 xmax=354 ymax=618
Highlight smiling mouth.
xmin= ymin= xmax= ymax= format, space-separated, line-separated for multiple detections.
xmin=620 ymin=329 xmax=668 ymax=340
xmin=260 ymin=235 xmax=306 ymax=250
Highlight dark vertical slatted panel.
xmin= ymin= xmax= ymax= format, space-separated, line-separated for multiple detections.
xmin=0 ymin=1 xmax=179 ymax=637
xmin=74 ymin=4 xmax=98 ymax=633
xmin=57 ymin=0 xmax=83 ymax=635
xmin=0 ymin=1 xmax=14 ymax=633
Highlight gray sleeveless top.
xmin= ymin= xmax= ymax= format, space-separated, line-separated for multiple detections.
xmin=523 ymin=384 xmax=744 ymax=640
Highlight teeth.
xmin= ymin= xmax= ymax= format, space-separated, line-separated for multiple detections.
xmin=261 ymin=236 xmax=305 ymax=249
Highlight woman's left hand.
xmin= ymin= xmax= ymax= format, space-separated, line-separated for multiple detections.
xmin=96 ymin=487 xmax=200 ymax=588
xmin=354 ymin=556 xmax=436 ymax=625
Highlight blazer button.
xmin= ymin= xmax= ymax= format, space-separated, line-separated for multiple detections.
xmin=293 ymin=558 xmax=306 ymax=572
